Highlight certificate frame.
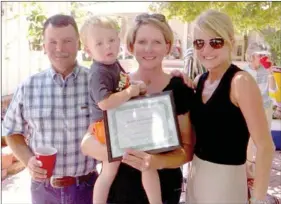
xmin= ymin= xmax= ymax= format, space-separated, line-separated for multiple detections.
xmin=103 ymin=91 xmax=182 ymax=162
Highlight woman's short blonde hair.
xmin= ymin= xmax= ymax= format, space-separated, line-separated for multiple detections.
xmin=193 ymin=9 xmax=235 ymax=49
xmin=80 ymin=16 xmax=119 ymax=46
xmin=126 ymin=13 xmax=174 ymax=54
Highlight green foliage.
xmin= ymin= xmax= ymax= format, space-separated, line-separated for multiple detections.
xmin=24 ymin=2 xmax=47 ymax=51
xmin=150 ymin=2 xmax=281 ymax=34
xmin=70 ymin=2 xmax=90 ymax=26
xmin=1 ymin=2 xmax=20 ymax=20
xmin=264 ymin=30 xmax=281 ymax=66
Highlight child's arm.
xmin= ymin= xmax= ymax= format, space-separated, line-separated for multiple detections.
xmin=98 ymin=84 xmax=140 ymax=110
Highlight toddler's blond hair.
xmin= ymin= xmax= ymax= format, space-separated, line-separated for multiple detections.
xmin=80 ymin=16 xmax=119 ymax=46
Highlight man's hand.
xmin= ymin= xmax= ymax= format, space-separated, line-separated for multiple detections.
xmin=27 ymin=156 xmax=47 ymax=182
xmin=170 ymin=69 xmax=194 ymax=89
xmin=5 ymin=134 xmax=47 ymax=181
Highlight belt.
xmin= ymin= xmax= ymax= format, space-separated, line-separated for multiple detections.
xmin=50 ymin=171 xmax=98 ymax=188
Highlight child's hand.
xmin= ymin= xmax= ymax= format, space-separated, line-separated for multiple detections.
xmin=127 ymin=84 xmax=140 ymax=97
xmin=135 ymin=81 xmax=147 ymax=95
xmin=130 ymin=80 xmax=147 ymax=95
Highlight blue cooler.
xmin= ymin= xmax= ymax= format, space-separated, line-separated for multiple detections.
xmin=271 ymin=120 xmax=281 ymax=150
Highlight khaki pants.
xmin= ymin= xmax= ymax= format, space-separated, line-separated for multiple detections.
xmin=246 ymin=106 xmax=273 ymax=179
xmin=187 ymin=155 xmax=248 ymax=204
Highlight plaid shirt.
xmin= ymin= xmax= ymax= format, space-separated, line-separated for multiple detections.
xmin=244 ymin=65 xmax=272 ymax=109
xmin=2 ymin=64 xmax=97 ymax=177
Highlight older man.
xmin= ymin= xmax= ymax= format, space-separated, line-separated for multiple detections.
xmin=2 ymin=14 xmax=97 ymax=204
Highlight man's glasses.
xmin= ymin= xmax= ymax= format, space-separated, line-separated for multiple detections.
xmin=135 ymin=13 xmax=166 ymax=23
xmin=193 ymin=38 xmax=225 ymax=50
xmin=257 ymin=54 xmax=268 ymax=58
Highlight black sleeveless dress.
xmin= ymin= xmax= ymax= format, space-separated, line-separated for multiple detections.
xmin=190 ymin=64 xmax=250 ymax=165
xmin=107 ymin=77 xmax=194 ymax=204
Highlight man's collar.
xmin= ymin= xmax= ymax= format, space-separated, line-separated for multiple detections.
xmin=49 ymin=63 xmax=80 ymax=79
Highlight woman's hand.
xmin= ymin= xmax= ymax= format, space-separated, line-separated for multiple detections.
xmin=122 ymin=149 xmax=157 ymax=172
xmin=170 ymin=69 xmax=194 ymax=89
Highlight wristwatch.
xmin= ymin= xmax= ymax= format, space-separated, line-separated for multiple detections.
xmin=249 ymin=197 xmax=267 ymax=204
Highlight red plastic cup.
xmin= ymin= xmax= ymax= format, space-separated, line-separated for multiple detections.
xmin=34 ymin=146 xmax=57 ymax=178
xmin=260 ymin=56 xmax=272 ymax=69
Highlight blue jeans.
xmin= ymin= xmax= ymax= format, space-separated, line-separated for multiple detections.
xmin=31 ymin=173 xmax=97 ymax=204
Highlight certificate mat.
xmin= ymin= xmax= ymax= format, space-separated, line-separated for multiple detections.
xmin=103 ymin=91 xmax=181 ymax=162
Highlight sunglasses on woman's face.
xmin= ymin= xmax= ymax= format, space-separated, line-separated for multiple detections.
xmin=193 ymin=38 xmax=225 ymax=50
xmin=135 ymin=13 xmax=166 ymax=23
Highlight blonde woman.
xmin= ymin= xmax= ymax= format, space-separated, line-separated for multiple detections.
xmin=244 ymin=42 xmax=277 ymax=181
xmin=81 ymin=13 xmax=195 ymax=204
xmin=186 ymin=10 xmax=275 ymax=204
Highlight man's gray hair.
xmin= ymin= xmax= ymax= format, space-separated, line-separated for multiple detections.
xmin=245 ymin=42 xmax=271 ymax=62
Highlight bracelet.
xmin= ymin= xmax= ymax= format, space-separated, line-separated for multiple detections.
xmin=249 ymin=197 xmax=267 ymax=204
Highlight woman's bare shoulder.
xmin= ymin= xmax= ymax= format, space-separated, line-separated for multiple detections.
xmin=232 ymin=70 xmax=255 ymax=87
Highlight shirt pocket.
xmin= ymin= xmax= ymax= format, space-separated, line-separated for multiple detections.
xmin=78 ymin=103 xmax=90 ymax=117
xmin=66 ymin=104 xmax=90 ymax=129
xmin=78 ymin=104 xmax=90 ymax=128
xmin=66 ymin=104 xmax=89 ymax=118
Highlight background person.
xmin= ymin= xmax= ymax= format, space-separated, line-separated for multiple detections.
xmin=244 ymin=42 xmax=277 ymax=181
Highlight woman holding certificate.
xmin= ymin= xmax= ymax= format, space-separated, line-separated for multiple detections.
xmin=186 ymin=10 xmax=275 ymax=204
xmin=81 ymin=13 xmax=195 ymax=203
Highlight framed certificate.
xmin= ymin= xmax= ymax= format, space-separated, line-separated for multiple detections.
xmin=103 ymin=91 xmax=182 ymax=162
